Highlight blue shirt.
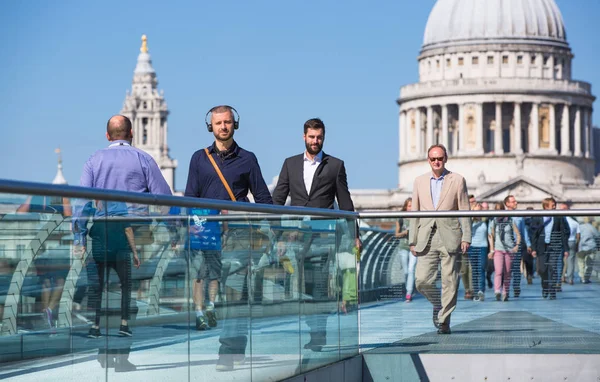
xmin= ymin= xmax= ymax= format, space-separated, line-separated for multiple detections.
xmin=544 ymin=217 xmax=554 ymax=244
xmin=73 ymin=140 xmax=172 ymax=246
xmin=430 ymin=170 xmax=447 ymax=209
xmin=512 ymin=216 xmax=531 ymax=248
xmin=471 ymin=220 xmax=488 ymax=248
xmin=184 ymin=141 xmax=273 ymax=204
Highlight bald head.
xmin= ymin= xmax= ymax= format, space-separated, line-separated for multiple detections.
xmin=106 ymin=115 xmax=133 ymax=141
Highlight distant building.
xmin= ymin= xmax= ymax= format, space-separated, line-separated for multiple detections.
xmin=352 ymin=0 xmax=599 ymax=210
xmin=120 ymin=35 xmax=178 ymax=193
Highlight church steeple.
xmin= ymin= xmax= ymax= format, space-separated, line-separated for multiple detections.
xmin=120 ymin=34 xmax=177 ymax=192
xmin=52 ymin=148 xmax=67 ymax=185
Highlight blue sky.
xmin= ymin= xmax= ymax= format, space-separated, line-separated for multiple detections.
xmin=1 ymin=0 xmax=599 ymax=192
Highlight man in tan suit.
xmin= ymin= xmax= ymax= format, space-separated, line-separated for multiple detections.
xmin=409 ymin=144 xmax=471 ymax=334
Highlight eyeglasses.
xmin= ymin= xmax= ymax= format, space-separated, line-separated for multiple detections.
xmin=428 ymin=157 xmax=444 ymax=162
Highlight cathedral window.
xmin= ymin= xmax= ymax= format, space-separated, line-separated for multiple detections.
xmin=502 ymin=55 xmax=509 ymax=65
xmin=446 ymin=58 xmax=451 ymax=67
xmin=487 ymin=56 xmax=494 ymax=65
xmin=458 ymin=57 xmax=464 ymax=66
xmin=517 ymin=55 xmax=523 ymax=65
xmin=543 ymin=56 xmax=550 ymax=65
xmin=472 ymin=56 xmax=479 ymax=65
xmin=436 ymin=59 xmax=440 ymax=69
xmin=143 ymin=102 xmax=147 ymax=110
xmin=531 ymin=55 xmax=537 ymax=64
xmin=142 ymin=118 xmax=148 ymax=145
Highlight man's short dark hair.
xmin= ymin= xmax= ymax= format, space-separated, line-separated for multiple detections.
xmin=504 ymin=195 xmax=515 ymax=205
xmin=106 ymin=115 xmax=133 ymax=140
xmin=304 ymin=118 xmax=325 ymax=135
xmin=427 ymin=144 xmax=448 ymax=159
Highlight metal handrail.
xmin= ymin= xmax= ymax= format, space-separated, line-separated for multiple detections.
xmin=359 ymin=209 xmax=600 ymax=218
xmin=0 ymin=179 xmax=358 ymax=219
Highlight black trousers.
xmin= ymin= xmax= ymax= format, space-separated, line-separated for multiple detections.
xmin=89 ymin=221 xmax=133 ymax=326
xmin=537 ymin=247 xmax=561 ymax=296
xmin=90 ymin=258 xmax=132 ymax=325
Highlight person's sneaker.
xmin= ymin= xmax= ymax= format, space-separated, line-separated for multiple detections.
xmin=88 ymin=327 xmax=101 ymax=339
xmin=118 ymin=325 xmax=133 ymax=337
xmin=216 ymin=355 xmax=234 ymax=372
xmin=206 ymin=307 xmax=218 ymax=328
xmin=501 ymin=294 xmax=509 ymax=302
xmin=196 ymin=315 xmax=208 ymax=331
xmin=495 ymin=293 xmax=501 ymax=301
xmin=477 ymin=291 xmax=485 ymax=301
xmin=405 ymin=294 xmax=412 ymax=303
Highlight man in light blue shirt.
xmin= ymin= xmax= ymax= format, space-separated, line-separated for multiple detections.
xmin=72 ymin=116 xmax=171 ymax=361
xmin=503 ymin=195 xmax=531 ymax=296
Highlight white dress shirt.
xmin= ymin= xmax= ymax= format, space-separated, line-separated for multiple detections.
xmin=303 ymin=151 xmax=323 ymax=195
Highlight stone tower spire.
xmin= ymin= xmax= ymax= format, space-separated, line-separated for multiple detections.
xmin=120 ymin=34 xmax=177 ymax=192
xmin=52 ymin=148 xmax=67 ymax=185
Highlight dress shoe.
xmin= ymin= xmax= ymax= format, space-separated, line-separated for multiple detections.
xmin=527 ymin=276 xmax=533 ymax=285
xmin=432 ymin=306 xmax=441 ymax=329
xmin=437 ymin=322 xmax=451 ymax=334
xmin=115 ymin=358 xmax=136 ymax=372
xmin=542 ymin=290 xmax=549 ymax=299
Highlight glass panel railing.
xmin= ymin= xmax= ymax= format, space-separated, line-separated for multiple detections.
xmin=358 ymin=209 xmax=600 ymax=363
xmin=0 ymin=185 xmax=359 ymax=381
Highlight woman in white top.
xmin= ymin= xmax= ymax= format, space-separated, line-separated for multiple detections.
xmin=395 ymin=198 xmax=417 ymax=302
xmin=560 ymin=203 xmax=580 ymax=285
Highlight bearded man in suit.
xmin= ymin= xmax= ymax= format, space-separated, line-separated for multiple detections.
xmin=273 ymin=117 xmax=360 ymax=351
xmin=409 ymin=144 xmax=471 ymax=335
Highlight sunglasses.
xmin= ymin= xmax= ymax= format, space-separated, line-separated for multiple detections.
xmin=428 ymin=156 xmax=444 ymax=162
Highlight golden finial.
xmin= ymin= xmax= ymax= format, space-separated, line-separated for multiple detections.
xmin=140 ymin=34 xmax=148 ymax=53
xmin=55 ymin=148 xmax=62 ymax=164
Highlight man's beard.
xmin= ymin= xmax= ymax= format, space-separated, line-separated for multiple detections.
xmin=305 ymin=141 xmax=322 ymax=156
xmin=214 ymin=130 xmax=233 ymax=142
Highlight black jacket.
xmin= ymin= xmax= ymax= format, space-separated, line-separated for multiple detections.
xmin=529 ymin=216 xmax=569 ymax=256
xmin=272 ymin=152 xmax=355 ymax=211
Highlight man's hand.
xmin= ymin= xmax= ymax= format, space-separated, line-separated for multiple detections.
xmin=488 ymin=251 xmax=494 ymax=260
xmin=564 ymin=251 xmax=569 ymax=258
xmin=410 ymin=245 xmax=416 ymax=256
xmin=531 ymin=251 xmax=537 ymax=258
xmin=355 ymin=238 xmax=362 ymax=252
xmin=73 ymin=245 xmax=86 ymax=259
xmin=460 ymin=241 xmax=470 ymax=254
xmin=133 ymin=253 xmax=141 ymax=269
xmin=527 ymin=246 xmax=532 ymax=254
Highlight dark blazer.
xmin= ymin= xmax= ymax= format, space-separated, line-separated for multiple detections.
xmin=272 ymin=152 xmax=355 ymax=211
xmin=530 ymin=216 xmax=569 ymax=256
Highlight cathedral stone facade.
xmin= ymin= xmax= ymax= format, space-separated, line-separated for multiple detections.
xmin=120 ymin=35 xmax=178 ymax=192
xmin=352 ymin=0 xmax=600 ymax=210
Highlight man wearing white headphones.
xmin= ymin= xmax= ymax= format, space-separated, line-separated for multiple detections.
xmin=184 ymin=105 xmax=272 ymax=371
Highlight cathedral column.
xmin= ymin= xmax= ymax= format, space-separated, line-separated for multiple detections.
xmin=561 ymin=104 xmax=571 ymax=155
xmin=549 ymin=103 xmax=557 ymax=153
xmin=426 ymin=106 xmax=434 ymax=149
xmin=494 ymin=102 xmax=503 ymax=154
xmin=399 ymin=111 xmax=406 ymax=161
xmin=476 ymin=103 xmax=484 ymax=154
xmin=530 ymin=103 xmax=539 ymax=153
xmin=513 ymin=102 xmax=523 ymax=154
xmin=441 ymin=104 xmax=449 ymax=148
xmin=584 ymin=108 xmax=591 ymax=158
xmin=574 ymin=106 xmax=582 ymax=156
xmin=415 ymin=108 xmax=422 ymax=157
xmin=458 ymin=104 xmax=465 ymax=153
